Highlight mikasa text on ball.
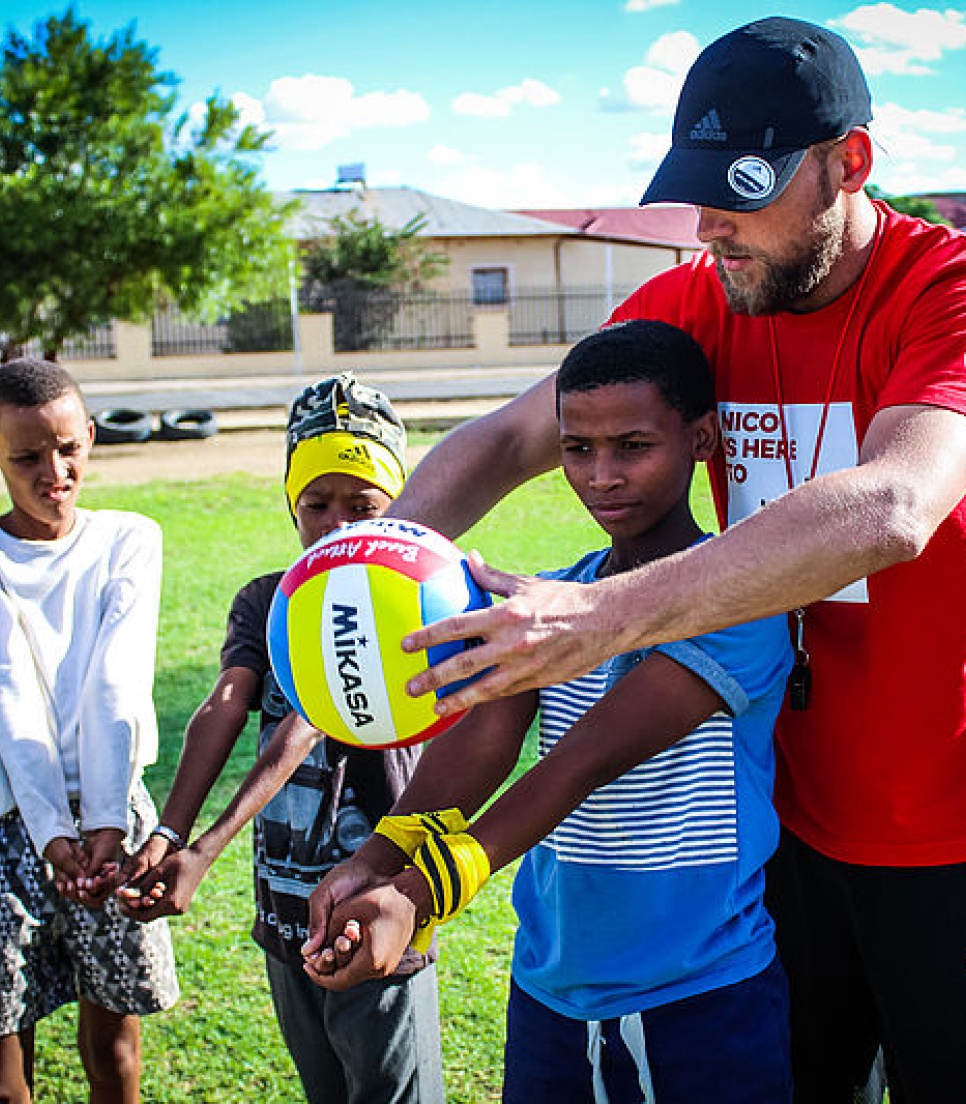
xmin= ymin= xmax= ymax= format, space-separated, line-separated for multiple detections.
xmin=267 ymin=517 xmax=491 ymax=749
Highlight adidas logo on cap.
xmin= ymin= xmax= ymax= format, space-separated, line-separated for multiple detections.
xmin=690 ymin=109 xmax=727 ymax=142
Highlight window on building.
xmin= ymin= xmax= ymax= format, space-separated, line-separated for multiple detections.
xmin=472 ymin=267 xmax=509 ymax=305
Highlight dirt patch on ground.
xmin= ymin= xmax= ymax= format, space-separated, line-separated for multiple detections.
xmin=87 ymin=427 xmax=431 ymax=487
xmin=87 ymin=428 xmax=287 ymax=487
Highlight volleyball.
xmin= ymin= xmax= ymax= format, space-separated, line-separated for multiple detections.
xmin=267 ymin=518 xmax=492 ymax=749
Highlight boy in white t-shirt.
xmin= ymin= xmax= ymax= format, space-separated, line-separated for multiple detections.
xmin=0 ymin=358 xmax=177 ymax=1104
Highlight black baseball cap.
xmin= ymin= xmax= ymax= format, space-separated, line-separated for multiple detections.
xmin=639 ymin=17 xmax=872 ymax=212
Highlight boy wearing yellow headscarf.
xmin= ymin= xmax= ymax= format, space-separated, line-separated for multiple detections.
xmin=119 ymin=374 xmax=444 ymax=1104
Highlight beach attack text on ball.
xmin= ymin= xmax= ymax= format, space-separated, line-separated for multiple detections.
xmin=267 ymin=518 xmax=491 ymax=748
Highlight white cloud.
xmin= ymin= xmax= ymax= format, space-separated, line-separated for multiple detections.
xmin=627 ymin=131 xmax=672 ymax=167
xmin=624 ymin=0 xmax=679 ymax=10
xmin=603 ymin=31 xmax=700 ymax=112
xmin=231 ymin=92 xmax=266 ymax=128
xmin=427 ymin=144 xmax=471 ymax=166
xmin=868 ymin=97 xmax=966 ymax=193
xmin=871 ymin=101 xmax=965 ymax=167
xmin=871 ymin=159 xmax=966 ymax=195
xmin=452 ymin=79 xmax=560 ymax=118
xmin=833 ymin=4 xmax=966 ymax=75
xmin=432 ymin=160 xmax=571 ymax=208
xmin=873 ymin=101 xmax=966 ymax=136
xmin=243 ymin=74 xmax=429 ymax=151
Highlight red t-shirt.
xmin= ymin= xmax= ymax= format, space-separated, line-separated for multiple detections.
xmin=612 ymin=203 xmax=966 ymax=865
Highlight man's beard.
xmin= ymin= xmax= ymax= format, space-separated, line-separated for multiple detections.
xmin=713 ymin=182 xmax=846 ymax=315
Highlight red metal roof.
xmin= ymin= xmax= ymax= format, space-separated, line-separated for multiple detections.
xmin=514 ymin=204 xmax=701 ymax=249
xmin=921 ymin=194 xmax=966 ymax=231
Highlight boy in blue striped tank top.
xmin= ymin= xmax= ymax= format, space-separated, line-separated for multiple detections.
xmin=303 ymin=320 xmax=795 ymax=1103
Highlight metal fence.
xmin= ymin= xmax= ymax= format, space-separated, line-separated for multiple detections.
xmin=33 ymin=284 xmax=636 ymax=361
xmin=508 ymin=285 xmax=638 ymax=346
xmin=308 ymin=287 xmax=474 ymax=353
xmin=152 ymin=300 xmax=293 ymax=356
xmin=24 ymin=322 xmax=117 ymax=361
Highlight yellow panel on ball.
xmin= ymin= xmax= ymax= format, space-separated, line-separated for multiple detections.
xmin=366 ymin=563 xmax=438 ymax=743
xmin=286 ymin=570 xmax=346 ymax=740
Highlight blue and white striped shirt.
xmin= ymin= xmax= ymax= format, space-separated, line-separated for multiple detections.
xmin=511 ymin=547 xmax=793 ymax=1020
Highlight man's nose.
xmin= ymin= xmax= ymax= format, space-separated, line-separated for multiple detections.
xmin=695 ymin=206 xmax=737 ymax=243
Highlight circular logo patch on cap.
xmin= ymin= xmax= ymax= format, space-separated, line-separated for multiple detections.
xmin=727 ymin=156 xmax=776 ymax=201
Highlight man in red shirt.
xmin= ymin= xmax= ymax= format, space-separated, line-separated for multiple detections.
xmin=311 ymin=18 xmax=966 ymax=1104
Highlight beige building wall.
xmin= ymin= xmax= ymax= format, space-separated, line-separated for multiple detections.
xmin=66 ymin=233 xmax=698 ymax=385
xmin=431 ymin=235 xmax=699 ymax=296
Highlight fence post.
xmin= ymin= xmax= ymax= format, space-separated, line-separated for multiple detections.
xmin=113 ymin=321 xmax=154 ymax=379
xmin=471 ymin=309 xmax=510 ymax=360
xmin=297 ymin=313 xmax=334 ymax=374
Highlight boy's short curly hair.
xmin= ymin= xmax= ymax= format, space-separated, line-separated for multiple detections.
xmin=0 ymin=358 xmax=86 ymax=411
xmin=555 ymin=320 xmax=714 ymax=422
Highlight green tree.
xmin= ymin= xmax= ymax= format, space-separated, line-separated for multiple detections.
xmin=300 ymin=209 xmax=448 ymax=351
xmin=0 ymin=8 xmax=295 ymax=360
xmin=866 ymin=184 xmax=950 ymax=225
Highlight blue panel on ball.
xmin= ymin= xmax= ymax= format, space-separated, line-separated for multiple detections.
xmin=265 ymin=586 xmax=302 ymax=718
xmin=421 ymin=560 xmax=492 ymax=699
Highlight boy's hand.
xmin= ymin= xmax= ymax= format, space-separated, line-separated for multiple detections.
xmin=116 ymin=845 xmax=210 ymax=921
xmin=77 ymin=827 xmax=126 ymax=907
xmin=302 ymin=853 xmax=392 ymax=959
xmin=303 ymin=882 xmax=419 ymax=991
xmin=303 ymin=867 xmax=433 ymax=991
xmin=302 ymin=918 xmax=363 ymax=977
xmin=44 ymin=836 xmax=89 ymax=901
xmin=118 ymin=831 xmax=171 ymax=889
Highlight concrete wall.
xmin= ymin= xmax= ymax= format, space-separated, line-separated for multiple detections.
xmin=68 ymin=311 xmax=573 ymax=385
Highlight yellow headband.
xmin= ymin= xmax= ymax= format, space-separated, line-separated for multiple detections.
xmin=285 ymin=431 xmax=406 ymax=514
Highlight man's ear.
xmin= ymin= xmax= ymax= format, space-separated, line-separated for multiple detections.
xmin=691 ymin=410 xmax=719 ymax=461
xmin=838 ymin=128 xmax=873 ymax=194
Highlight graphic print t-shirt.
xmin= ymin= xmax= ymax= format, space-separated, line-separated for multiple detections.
xmin=221 ymin=572 xmax=428 ymax=971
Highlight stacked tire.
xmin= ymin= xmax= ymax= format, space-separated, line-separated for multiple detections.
xmin=93 ymin=409 xmax=218 ymax=444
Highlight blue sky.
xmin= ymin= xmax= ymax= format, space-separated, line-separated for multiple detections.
xmin=4 ymin=1 xmax=965 ymax=208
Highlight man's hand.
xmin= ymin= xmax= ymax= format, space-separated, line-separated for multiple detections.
xmin=116 ymin=845 xmax=210 ymax=921
xmin=404 ymin=553 xmax=608 ymax=713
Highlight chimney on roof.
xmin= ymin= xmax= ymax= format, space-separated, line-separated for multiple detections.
xmin=336 ymin=162 xmax=367 ymax=192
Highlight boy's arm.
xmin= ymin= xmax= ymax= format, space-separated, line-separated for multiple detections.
xmin=309 ymin=652 xmax=724 ymax=990
xmin=303 ymin=690 xmax=536 ymax=958
xmin=470 ymin=652 xmax=723 ymax=871
xmin=119 ymin=707 xmax=323 ymax=920
xmin=77 ymin=519 xmax=162 ymax=847
xmin=119 ymin=665 xmax=258 ymax=891
xmin=387 ymin=374 xmax=559 ymax=538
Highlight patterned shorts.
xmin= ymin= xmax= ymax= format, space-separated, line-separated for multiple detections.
xmin=0 ymin=781 xmax=180 ymax=1034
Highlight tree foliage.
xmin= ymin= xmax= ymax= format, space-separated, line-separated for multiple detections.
xmin=866 ymin=184 xmax=950 ymax=225
xmin=300 ymin=209 xmax=448 ymax=300
xmin=0 ymin=8 xmax=295 ymax=358
xmin=299 ymin=208 xmax=449 ymax=352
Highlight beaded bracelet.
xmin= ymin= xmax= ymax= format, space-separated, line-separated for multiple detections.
xmin=150 ymin=824 xmax=186 ymax=851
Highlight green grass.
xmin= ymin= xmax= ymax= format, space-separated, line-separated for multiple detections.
xmin=31 ymin=456 xmax=716 ymax=1103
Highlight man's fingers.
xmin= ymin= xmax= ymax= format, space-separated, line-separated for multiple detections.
xmin=463 ymin=552 xmax=525 ymax=599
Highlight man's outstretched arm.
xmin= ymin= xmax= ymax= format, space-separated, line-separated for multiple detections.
xmin=404 ymin=403 xmax=966 ymax=711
